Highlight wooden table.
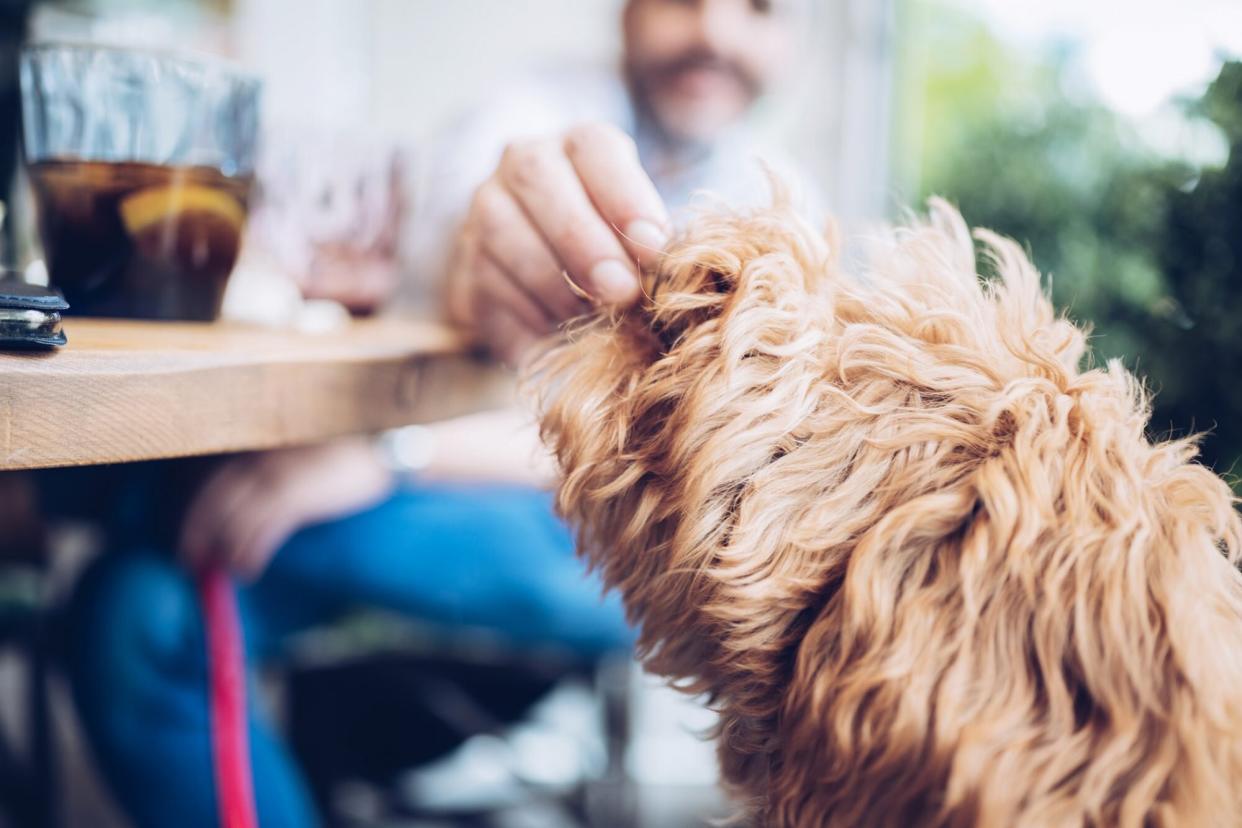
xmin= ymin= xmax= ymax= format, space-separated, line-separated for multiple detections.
xmin=0 ymin=315 xmax=508 ymax=827
xmin=0 ymin=316 xmax=507 ymax=471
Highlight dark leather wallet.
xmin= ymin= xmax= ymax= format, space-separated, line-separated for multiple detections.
xmin=0 ymin=277 xmax=69 ymax=348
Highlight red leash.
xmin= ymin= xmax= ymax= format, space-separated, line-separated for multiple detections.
xmin=199 ymin=566 xmax=259 ymax=828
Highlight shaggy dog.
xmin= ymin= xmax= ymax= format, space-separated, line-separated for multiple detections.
xmin=533 ymin=196 xmax=1242 ymax=826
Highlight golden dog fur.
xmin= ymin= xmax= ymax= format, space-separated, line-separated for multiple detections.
xmin=533 ymin=195 xmax=1242 ymax=826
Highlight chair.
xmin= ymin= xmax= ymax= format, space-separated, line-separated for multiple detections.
xmin=280 ymin=615 xmax=637 ymax=827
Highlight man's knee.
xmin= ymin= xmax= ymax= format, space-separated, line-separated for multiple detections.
xmin=68 ymin=550 xmax=203 ymax=696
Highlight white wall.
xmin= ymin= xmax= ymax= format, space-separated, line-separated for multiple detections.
xmin=234 ymin=0 xmax=623 ymax=139
xmin=365 ymin=0 xmax=624 ymax=139
xmin=807 ymin=0 xmax=898 ymax=223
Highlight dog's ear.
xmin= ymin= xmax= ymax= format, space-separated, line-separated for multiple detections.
xmin=643 ymin=196 xmax=835 ymax=354
xmin=530 ymin=195 xmax=837 ymax=650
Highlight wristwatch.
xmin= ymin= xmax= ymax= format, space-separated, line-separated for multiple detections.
xmin=374 ymin=425 xmax=438 ymax=477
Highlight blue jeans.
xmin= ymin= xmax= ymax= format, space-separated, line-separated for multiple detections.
xmin=66 ymin=483 xmax=631 ymax=828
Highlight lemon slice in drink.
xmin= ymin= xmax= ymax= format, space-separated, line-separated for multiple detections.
xmin=119 ymin=184 xmax=246 ymax=238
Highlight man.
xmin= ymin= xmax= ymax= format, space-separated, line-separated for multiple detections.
xmin=67 ymin=1 xmax=806 ymax=825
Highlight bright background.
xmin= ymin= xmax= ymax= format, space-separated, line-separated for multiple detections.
xmin=895 ymin=0 xmax=1242 ymax=485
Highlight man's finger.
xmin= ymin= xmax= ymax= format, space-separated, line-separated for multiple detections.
xmin=229 ymin=508 xmax=292 ymax=582
xmin=563 ymin=122 xmax=670 ymax=270
xmin=479 ymin=304 xmax=542 ymax=368
xmin=471 ymin=182 xmax=585 ymax=322
xmin=474 ymin=248 xmax=555 ymax=336
xmin=499 ymin=139 xmax=641 ymax=306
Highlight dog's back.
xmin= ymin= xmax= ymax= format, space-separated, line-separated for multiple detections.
xmin=535 ymin=198 xmax=1242 ymax=826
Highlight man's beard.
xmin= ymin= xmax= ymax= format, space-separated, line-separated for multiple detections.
xmin=626 ymin=48 xmax=761 ymax=149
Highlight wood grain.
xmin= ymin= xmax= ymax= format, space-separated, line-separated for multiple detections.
xmin=0 ymin=317 xmax=512 ymax=470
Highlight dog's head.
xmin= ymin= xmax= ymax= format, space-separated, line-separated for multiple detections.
xmin=534 ymin=196 xmax=1242 ymax=826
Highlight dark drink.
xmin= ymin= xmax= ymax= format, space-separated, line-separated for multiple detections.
xmin=29 ymin=160 xmax=253 ymax=320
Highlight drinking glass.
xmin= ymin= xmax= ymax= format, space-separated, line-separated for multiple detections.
xmin=21 ymin=43 xmax=261 ymax=320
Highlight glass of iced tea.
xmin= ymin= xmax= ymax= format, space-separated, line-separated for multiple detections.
xmin=20 ymin=44 xmax=261 ymax=320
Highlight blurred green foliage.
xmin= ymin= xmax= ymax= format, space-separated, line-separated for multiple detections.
xmin=896 ymin=2 xmax=1242 ymax=481
xmin=1152 ymin=62 xmax=1242 ymax=478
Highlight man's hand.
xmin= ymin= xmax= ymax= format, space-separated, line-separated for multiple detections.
xmin=448 ymin=122 xmax=671 ymax=364
xmin=179 ymin=438 xmax=394 ymax=581
xmin=298 ymin=244 xmax=400 ymax=315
